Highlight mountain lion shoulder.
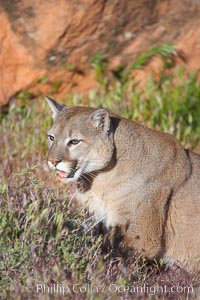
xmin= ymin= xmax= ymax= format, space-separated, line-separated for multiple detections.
xmin=45 ymin=96 xmax=200 ymax=272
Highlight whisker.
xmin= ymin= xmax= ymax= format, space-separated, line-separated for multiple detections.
xmin=82 ymin=215 xmax=96 ymax=225
xmin=85 ymin=215 xmax=106 ymax=233
xmin=67 ymin=191 xmax=76 ymax=208
xmin=83 ymin=172 xmax=96 ymax=179
xmin=81 ymin=173 xmax=93 ymax=184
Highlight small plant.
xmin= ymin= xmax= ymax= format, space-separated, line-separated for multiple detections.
xmin=37 ymin=76 xmax=49 ymax=84
xmin=62 ymin=62 xmax=76 ymax=71
xmin=90 ymin=53 xmax=108 ymax=87
xmin=51 ymin=79 xmax=62 ymax=93
xmin=16 ymin=90 xmax=32 ymax=101
xmin=0 ymin=183 xmax=7 ymax=194
xmin=129 ymin=43 xmax=177 ymax=70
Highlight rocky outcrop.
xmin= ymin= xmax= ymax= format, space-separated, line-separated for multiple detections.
xmin=0 ymin=0 xmax=200 ymax=105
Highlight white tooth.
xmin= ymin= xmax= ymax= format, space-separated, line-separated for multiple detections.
xmin=56 ymin=162 xmax=70 ymax=173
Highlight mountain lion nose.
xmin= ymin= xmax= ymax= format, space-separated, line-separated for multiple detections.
xmin=48 ymin=158 xmax=62 ymax=166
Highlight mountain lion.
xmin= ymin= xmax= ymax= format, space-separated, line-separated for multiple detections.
xmin=45 ymin=96 xmax=200 ymax=272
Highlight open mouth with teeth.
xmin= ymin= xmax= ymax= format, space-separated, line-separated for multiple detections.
xmin=56 ymin=168 xmax=77 ymax=179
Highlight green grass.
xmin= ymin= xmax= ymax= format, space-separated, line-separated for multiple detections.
xmin=1 ymin=45 xmax=200 ymax=299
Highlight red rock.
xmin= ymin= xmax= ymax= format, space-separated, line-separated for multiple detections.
xmin=0 ymin=0 xmax=200 ymax=105
xmin=0 ymin=11 xmax=42 ymax=105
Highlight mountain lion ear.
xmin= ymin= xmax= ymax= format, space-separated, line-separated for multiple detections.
xmin=44 ymin=96 xmax=65 ymax=119
xmin=89 ymin=109 xmax=111 ymax=133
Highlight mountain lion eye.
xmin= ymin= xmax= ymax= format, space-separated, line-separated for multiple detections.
xmin=48 ymin=135 xmax=54 ymax=141
xmin=69 ymin=139 xmax=80 ymax=145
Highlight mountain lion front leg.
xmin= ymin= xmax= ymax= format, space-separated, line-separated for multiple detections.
xmin=115 ymin=188 xmax=172 ymax=259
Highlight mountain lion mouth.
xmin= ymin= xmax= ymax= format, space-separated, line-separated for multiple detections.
xmin=56 ymin=168 xmax=77 ymax=179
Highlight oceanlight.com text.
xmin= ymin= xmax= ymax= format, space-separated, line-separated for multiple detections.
xmin=36 ymin=283 xmax=194 ymax=296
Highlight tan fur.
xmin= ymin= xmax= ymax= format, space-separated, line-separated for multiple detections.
xmin=45 ymin=96 xmax=200 ymax=272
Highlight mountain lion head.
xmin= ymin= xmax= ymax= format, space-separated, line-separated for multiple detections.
xmin=45 ymin=96 xmax=114 ymax=183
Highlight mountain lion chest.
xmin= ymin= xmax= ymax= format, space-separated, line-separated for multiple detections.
xmin=76 ymin=189 xmax=115 ymax=228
